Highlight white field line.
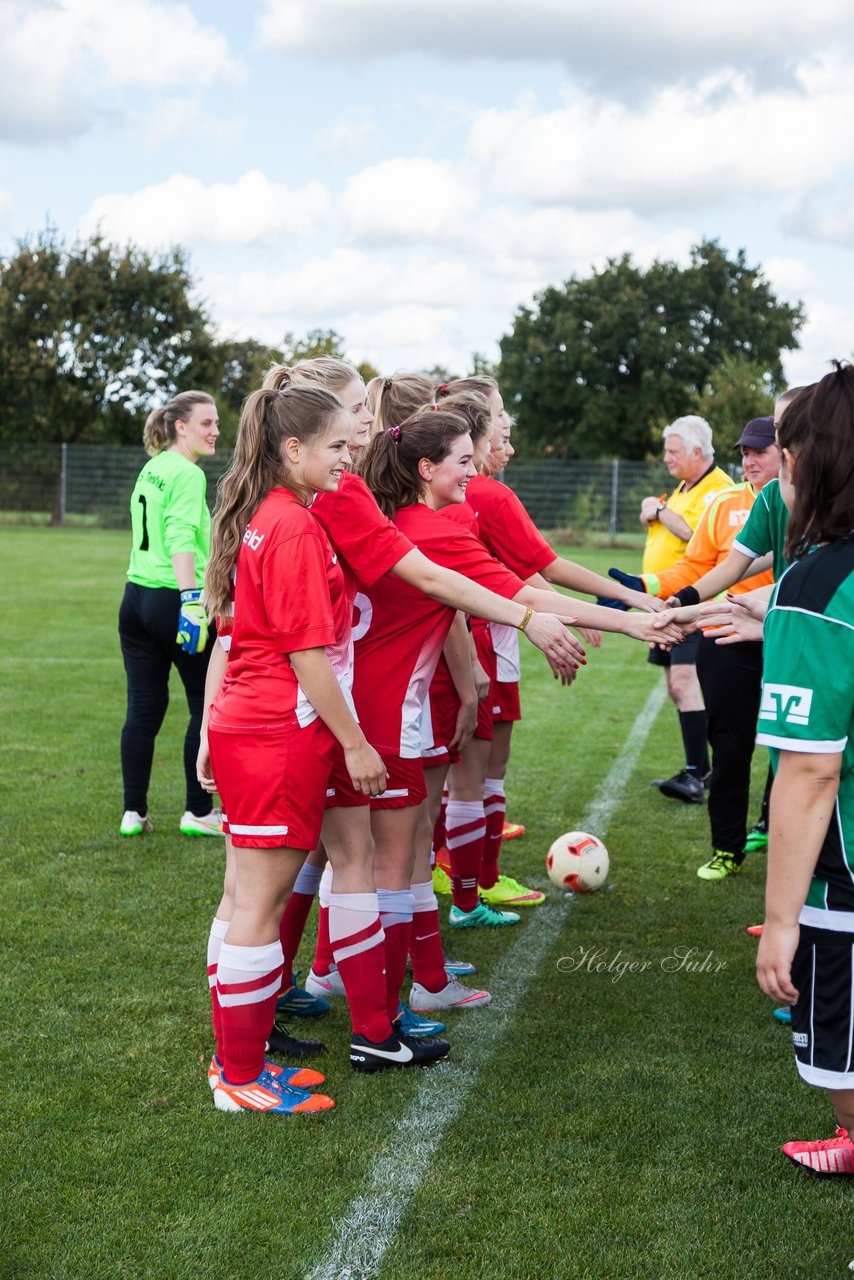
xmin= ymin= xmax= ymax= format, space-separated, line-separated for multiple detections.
xmin=306 ymin=677 xmax=667 ymax=1280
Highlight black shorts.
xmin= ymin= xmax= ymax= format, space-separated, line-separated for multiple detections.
xmin=790 ymin=924 xmax=854 ymax=1089
xmin=647 ymin=628 xmax=701 ymax=669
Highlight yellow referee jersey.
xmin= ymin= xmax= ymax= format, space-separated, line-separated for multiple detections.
xmin=642 ymin=464 xmax=732 ymax=574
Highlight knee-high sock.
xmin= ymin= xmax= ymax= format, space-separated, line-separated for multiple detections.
xmin=216 ymin=940 xmax=284 ymax=1085
xmin=446 ymin=799 xmax=485 ymax=911
xmin=313 ymin=864 xmax=335 ymax=976
xmin=481 ymin=778 xmax=506 ymax=890
xmin=378 ymin=888 xmax=415 ymax=1022
xmin=679 ymin=709 xmax=709 ymax=775
xmin=207 ymin=917 xmax=230 ymax=1058
xmin=329 ymin=890 xmax=391 ymax=1042
xmin=279 ymin=861 xmax=323 ymax=984
xmin=409 ymin=880 xmax=447 ymax=993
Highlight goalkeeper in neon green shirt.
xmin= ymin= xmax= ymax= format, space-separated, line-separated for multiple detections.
xmin=118 ymin=390 xmax=224 ymax=839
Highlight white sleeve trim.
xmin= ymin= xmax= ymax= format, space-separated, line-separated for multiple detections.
xmin=731 ymin=538 xmax=760 ymax=560
xmin=756 ymin=732 xmax=847 ymax=753
xmin=218 ymin=635 xmax=232 ymax=652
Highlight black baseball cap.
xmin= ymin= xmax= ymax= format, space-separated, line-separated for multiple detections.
xmin=734 ymin=416 xmax=775 ymax=449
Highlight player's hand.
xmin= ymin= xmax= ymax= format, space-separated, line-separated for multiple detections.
xmin=177 ymin=589 xmax=209 ymax=654
xmin=344 ymin=739 xmax=388 ymax=796
xmin=449 ymin=700 xmax=477 ymax=752
xmin=471 ymin=658 xmax=491 ymax=703
xmin=197 ymin=736 xmax=217 ymax=793
xmin=654 ymin=604 xmax=699 ymax=630
xmin=698 ymin=600 xmax=763 ymax=645
xmin=628 ymin=613 xmax=684 ymax=646
xmin=756 ymin=921 xmax=800 ymax=1005
xmin=725 ymin=590 xmax=769 ymax=623
xmin=576 ymin=626 xmax=602 ymax=649
xmin=628 ymin=590 xmax=667 ymax=613
xmin=609 ymin=567 xmax=646 ymax=595
xmin=523 ymin=612 xmax=586 ymax=674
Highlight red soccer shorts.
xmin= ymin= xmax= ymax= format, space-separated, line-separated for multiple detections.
xmin=209 ymin=717 xmax=334 ymax=850
xmin=326 ymin=746 xmax=426 ymax=810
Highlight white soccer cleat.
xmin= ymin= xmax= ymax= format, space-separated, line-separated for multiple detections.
xmin=304 ymin=965 xmax=347 ymax=999
xmin=120 ymin=810 xmax=153 ymax=837
xmin=409 ymin=976 xmax=493 ymax=1010
xmin=180 ymin=809 xmax=223 ymax=837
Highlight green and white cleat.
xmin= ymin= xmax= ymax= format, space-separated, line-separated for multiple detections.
xmin=696 ymin=850 xmax=742 ymax=881
xmin=180 ymin=809 xmax=224 ymax=837
xmin=120 ymin=810 xmax=153 ymax=837
xmin=449 ymin=899 xmax=520 ymax=928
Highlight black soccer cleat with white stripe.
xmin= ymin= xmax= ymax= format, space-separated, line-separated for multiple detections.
xmin=349 ymin=1030 xmax=450 ymax=1073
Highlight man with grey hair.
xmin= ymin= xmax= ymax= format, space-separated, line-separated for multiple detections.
xmin=610 ymin=415 xmax=731 ymax=802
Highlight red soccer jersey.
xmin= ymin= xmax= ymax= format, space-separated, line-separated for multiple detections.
xmin=210 ymin=488 xmax=351 ymax=732
xmin=311 ymin=470 xmax=413 ymax=605
xmin=352 ymin=502 xmax=524 ymax=757
xmin=461 ymin=473 xmax=557 ymax=578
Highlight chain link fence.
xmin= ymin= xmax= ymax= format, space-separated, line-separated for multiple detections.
xmin=0 ymin=444 xmax=738 ymax=537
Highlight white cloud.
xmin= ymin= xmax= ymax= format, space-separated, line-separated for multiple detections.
xmin=79 ymin=170 xmax=329 ymax=249
xmin=259 ymin=0 xmax=854 ymax=87
xmin=135 ymin=96 xmax=245 ymax=149
xmin=466 ymin=61 xmax=854 ymax=211
xmin=340 ymin=158 xmax=477 ymax=245
xmin=316 ymin=114 xmax=375 ymax=160
xmin=783 ymin=300 xmax=854 ymax=387
xmin=0 ymin=0 xmax=241 ymax=144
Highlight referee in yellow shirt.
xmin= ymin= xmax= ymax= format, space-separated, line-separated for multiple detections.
xmin=639 ymin=416 xmax=731 ymax=802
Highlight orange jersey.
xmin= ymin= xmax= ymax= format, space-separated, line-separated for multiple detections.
xmin=641 ymin=482 xmax=775 ymax=600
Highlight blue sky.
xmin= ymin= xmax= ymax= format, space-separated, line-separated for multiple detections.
xmin=1 ymin=0 xmax=852 ymax=384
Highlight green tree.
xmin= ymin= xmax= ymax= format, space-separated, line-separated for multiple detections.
xmin=0 ymin=228 xmax=215 ymax=446
xmin=497 ymin=240 xmax=804 ymax=459
xmin=697 ymin=354 xmax=778 ymax=452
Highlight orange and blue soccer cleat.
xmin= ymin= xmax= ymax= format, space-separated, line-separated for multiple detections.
xmin=783 ymin=1128 xmax=854 ymax=1177
xmin=208 ymin=1054 xmax=326 ymax=1091
xmin=502 ymin=821 xmax=526 ymax=839
xmin=213 ymin=1067 xmax=334 ymax=1113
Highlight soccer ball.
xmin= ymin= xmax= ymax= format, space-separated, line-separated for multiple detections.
xmin=546 ymin=831 xmax=609 ymax=893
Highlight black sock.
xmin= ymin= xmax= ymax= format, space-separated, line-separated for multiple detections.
xmin=679 ymin=710 xmax=708 ymax=775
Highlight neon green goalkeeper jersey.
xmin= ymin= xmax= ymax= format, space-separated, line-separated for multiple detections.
xmin=126 ymin=450 xmax=210 ymax=589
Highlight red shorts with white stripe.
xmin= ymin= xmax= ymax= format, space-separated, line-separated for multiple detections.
xmin=492 ymin=678 xmax=521 ymax=723
xmin=208 ymin=718 xmax=335 ymax=849
xmin=326 ymin=747 xmax=426 ymax=810
xmin=473 ymin=622 xmax=497 ymax=741
xmin=422 ymin=662 xmax=462 ymax=770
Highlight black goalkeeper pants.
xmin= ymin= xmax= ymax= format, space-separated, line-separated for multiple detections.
xmin=696 ymin=635 xmax=764 ymax=859
xmin=118 ymin=582 xmax=215 ymax=817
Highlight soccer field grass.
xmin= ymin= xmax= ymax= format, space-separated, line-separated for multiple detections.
xmin=2 ymin=526 xmax=849 ymax=1280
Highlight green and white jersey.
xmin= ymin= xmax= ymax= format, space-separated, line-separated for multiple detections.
xmin=732 ymin=477 xmax=790 ymax=581
xmin=757 ymin=538 xmax=854 ymax=931
xmin=126 ymin=450 xmax=210 ymax=590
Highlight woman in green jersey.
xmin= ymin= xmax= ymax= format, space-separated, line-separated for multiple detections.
xmin=119 ymin=390 xmax=223 ymax=838
xmin=753 ymin=365 xmax=854 ymax=1176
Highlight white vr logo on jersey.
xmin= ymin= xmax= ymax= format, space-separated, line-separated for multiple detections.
xmin=760 ymin=683 xmax=813 ymax=725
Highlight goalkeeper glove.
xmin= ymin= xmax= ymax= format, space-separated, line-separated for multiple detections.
xmin=595 ymin=596 xmax=631 ymax=611
xmin=177 ymin=589 xmax=209 ymax=654
xmin=608 ymin=567 xmax=646 ymax=594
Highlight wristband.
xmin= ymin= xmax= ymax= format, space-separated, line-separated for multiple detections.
xmin=518 ymin=606 xmax=533 ymax=632
xmin=673 ymin=586 xmax=700 ymax=607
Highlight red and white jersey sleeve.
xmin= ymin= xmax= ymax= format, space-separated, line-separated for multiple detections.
xmin=352 ymin=503 xmax=523 ymax=757
xmin=210 ymin=487 xmax=351 ymax=732
xmin=465 ymin=473 xmax=557 ymax=579
xmin=311 ymin=470 xmax=413 ymax=601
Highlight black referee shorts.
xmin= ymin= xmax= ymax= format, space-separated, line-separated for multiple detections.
xmin=647 ymin=628 xmax=701 ymax=668
xmin=791 ymin=924 xmax=854 ymax=1089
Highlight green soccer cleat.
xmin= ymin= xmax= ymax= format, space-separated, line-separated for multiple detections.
xmin=449 ymin=899 xmax=520 ymax=928
xmin=479 ymin=874 xmax=545 ymax=907
xmin=697 ymin=851 xmax=742 ymax=881
xmin=120 ymin=810 xmax=153 ymax=837
xmin=432 ymin=865 xmax=452 ymax=896
xmin=180 ymin=809 xmax=223 ymax=837
xmin=743 ymin=821 xmax=769 ymax=853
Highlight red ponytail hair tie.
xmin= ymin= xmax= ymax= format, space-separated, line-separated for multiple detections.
xmin=438 ymin=383 xmax=448 ymax=395
xmin=388 ymin=425 xmax=401 ymax=441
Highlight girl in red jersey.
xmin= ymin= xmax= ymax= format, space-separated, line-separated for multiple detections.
xmin=334 ymin=408 xmax=594 ymax=1020
xmin=202 ymin=382 xmax=386 ymax=1114
xmin=201 ymin=359 xmax=586 ymax=1076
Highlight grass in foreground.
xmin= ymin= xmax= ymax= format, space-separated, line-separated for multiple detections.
xmin=1 ymin=527 xmax=850 ymax=1280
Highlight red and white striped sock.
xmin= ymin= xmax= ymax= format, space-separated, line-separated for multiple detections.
xmin=409 ymin=880 xmax=447 ymax=993
xmin=481 ymin=778 xmax=506 ymax=890
xmin=329 ymin=890 xmax=392 ymax=1043
xmin=313 ymin=864 xmax=335 ymax=977
xmin=378 ymin=888 xmax=415 ymax=1023
xmin=216 ymin=940 xmax=284 ymax=1085
xmin=279 ymin=861 xmax=323 ymax=984
xmin=206 ymin=917 xmax=230 ymax=1059
xmin=446 ymin=799 xmax=486 ymax=911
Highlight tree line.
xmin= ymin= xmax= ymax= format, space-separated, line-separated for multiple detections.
xmin=0 ymin=229 xmax=804 ymax=458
